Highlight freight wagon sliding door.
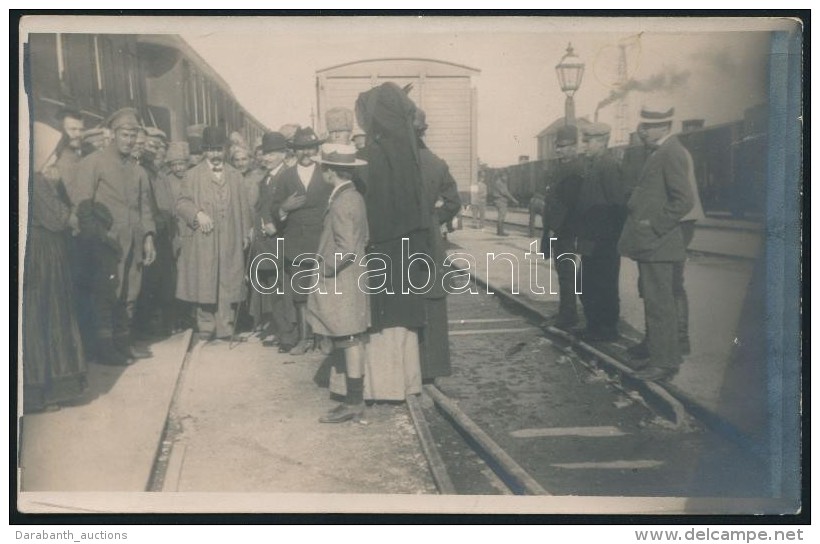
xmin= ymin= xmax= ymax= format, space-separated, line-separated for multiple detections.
xmin=317 ymin=59 xmax=479 ymax=196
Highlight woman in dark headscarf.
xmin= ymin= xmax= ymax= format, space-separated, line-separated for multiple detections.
xmin=349 ymin=82 xmax=432 ymax=400
xmin=22 ymin=123 xmax=88 ymax=412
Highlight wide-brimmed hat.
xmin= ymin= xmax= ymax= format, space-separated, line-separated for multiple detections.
xmin=315 ymin=143 xmax=367 ymax=167
xmin=201 ymin=126 xmax=227 ymax=150
xmin=289 ymin=127 xmax=325 ymax=149
xmin=166 ymin=141 xmax=190 ymax=163
xmin=261 ymin=131 xmax=288 ymax=154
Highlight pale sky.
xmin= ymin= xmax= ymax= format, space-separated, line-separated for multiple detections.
xmin=179 ymin=17 xmax=773 ymax=166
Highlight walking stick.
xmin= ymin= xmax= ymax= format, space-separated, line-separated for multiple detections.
xmin=230 ymin=241 xmax=254 ymax=350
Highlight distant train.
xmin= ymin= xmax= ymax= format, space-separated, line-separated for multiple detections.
xmin=25 ymin=33 xmax=266 ymax=147
xmin=485 ymin=106 xmax=768 ymax=220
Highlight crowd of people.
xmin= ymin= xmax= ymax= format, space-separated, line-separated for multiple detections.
xmin=22 ymin=82 xmax=462 ymax=421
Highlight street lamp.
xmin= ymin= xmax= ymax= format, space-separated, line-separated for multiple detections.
xmin=555 ymin=42 xmax=585 ymax=125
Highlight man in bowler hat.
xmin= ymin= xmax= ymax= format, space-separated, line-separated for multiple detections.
xmin=175 ymin=126 xmax=251 ymax=340
xmin=269 ymin=127 xmax=333 ymax=355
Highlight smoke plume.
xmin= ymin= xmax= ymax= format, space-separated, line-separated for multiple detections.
xmin=595 ymin=66 xmax=692 ymax=114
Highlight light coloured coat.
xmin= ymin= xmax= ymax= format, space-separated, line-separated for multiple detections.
xmin=175 ymin=161 xmax=251 ymax=304
xmin=306 ymin=183 xmax=370 ymax=337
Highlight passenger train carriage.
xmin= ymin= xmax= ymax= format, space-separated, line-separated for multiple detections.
xmin=26 ymin=33 xmax=266 ymax=146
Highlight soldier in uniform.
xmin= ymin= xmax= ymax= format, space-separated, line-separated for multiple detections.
xmin=70 ymin=107 xmax=157 ymax=364
xmin=176 ymin=126 xmax=251 ymax=341
xmin=575 ymin=122 xmax=628 ymax=341
xmin=540 ymin=124 xmax=584 ymax=329
xmin=618 ymin=104 xmax=695 ymax=382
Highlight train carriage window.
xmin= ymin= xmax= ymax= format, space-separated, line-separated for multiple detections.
xmin=28 ymin=34 xmax=61 ymax=102
xmin=64 ymin=34 xmax=96 ymax=111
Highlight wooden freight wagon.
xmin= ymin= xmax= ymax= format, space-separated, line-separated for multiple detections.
xmin=316 ymin=58 xmax=480 ymax=198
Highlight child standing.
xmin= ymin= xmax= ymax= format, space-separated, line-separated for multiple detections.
xmin=306 ymin=144 xmax=370 ymax=423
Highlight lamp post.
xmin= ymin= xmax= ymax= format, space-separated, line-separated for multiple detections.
xmin=555 ymin=42 xmax=585 ymax=126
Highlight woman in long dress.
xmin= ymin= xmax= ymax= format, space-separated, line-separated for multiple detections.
xmin=22 ymin=123 xmax=88 ymax=413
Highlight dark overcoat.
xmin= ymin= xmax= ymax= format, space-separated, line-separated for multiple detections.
xmin=576 ymin=152 xmax=628 ymax=254
xmin=617 ymin=136 xmax=695 ymax=262
xmin=175 ymin=161 xmax=251 ymax=304
xmin=269 ymin=164 xmax=333 ymax=261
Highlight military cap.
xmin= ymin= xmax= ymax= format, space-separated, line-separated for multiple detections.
xmin=555 ymin=124 xmax=578 ymax=146
xmin=581 ymin=122 xmax=612 ymax=138
xmin=145 ymin=127 xmax=168 ymax=143
xmin=106 ymin=107 xmax=141 ymax=131
xmin=166 ymin=141 xmax=190 ymax=163
xmin=325 ymin=107 xmax=354 ymax=133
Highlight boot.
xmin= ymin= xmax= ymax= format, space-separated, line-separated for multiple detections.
xmin=96 ymin=337 xmax=132 ymax=366
xmin=289 ymin=306 xmax=314 ymax=355
xmin=319 ymin=377 xmax=364 ymax=423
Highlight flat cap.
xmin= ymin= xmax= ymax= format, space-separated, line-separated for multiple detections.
xmin=581 ymin=122 xmax=611 ymax=137
xmin=555 ymin=124 xmax=578 ymax=145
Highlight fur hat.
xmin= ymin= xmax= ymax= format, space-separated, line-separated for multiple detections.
xmin=325 ymin=107 xmax=354 ymax=133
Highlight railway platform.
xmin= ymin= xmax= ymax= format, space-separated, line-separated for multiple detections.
xmin=445 ymin=223 xmax=769 ymax=454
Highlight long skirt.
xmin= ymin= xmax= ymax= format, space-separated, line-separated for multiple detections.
xmin=22 ymin=227 xmax=87 ymax=412
xmin=329 ymin=326 xmax=422 ymax=401
xmin=419 ymin=297 xmax=452 ymax=380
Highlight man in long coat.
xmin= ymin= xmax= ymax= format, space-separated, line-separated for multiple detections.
xmin=541 ymin=124 xmax=584 ymax=329
xmin=176 ymin=126 xmax=251 ymax=340
xmin=269 ymin=127 xmax=333 ymax=355
xmin=618 ymin=104 xmax=694 ymax=382
xmin=70 ymin=107 xmax=157 ymax=363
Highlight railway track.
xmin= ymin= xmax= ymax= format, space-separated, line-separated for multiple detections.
xmin=406 ymin=276 xmax=768 ymax=498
